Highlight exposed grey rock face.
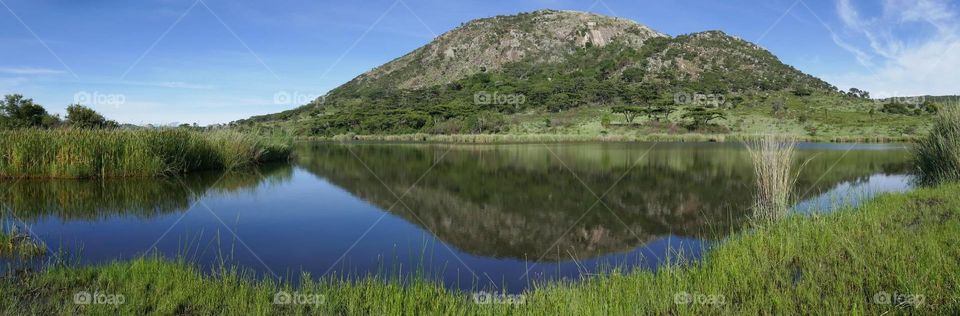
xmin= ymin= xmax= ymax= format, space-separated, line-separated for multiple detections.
xmin=355 ymin=10 xmax=668 ymax=90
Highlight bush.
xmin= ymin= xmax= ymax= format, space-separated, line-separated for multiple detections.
xmin=913 ymin=106 xmax=960 ymax=185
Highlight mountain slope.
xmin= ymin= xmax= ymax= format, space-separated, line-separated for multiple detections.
xmin=238 ymin=10 xmax=932 ymax=139
xmin=357 ymin=10 xmax=666 ymax=90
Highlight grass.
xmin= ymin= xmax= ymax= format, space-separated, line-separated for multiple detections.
xmin=913 ymin=106 xmax=960 ymax=185
xmin=0 ymin=226 xmax=47 ymax=259
xmin=0 ymin=129 xmax=291 ymax=179
xmin=2 ymin=183 xmax=958 ymax=315
xmin=746 ymin=136 xmax=799 ymax=223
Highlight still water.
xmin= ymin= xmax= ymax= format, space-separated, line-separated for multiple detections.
xmin=0 ymin=142 xmax=913 ymax=292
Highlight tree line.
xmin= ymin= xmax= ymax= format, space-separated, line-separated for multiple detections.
xmin=0 ymin=94 xmax=118 ymax=130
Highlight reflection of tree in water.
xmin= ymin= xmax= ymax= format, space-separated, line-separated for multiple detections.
xmin=296 ymin=143 xmax=911 ymax=261
xmin=0 ymin=163 xmax=294 ymax=221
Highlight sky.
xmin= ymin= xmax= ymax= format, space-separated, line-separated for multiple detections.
xmin=1 ymin=0 xmax=957 ymax=125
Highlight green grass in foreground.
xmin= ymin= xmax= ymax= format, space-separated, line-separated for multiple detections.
xmin=2 ymin=184 xmax=958 ymax=315
xmin=0 ymin=129 xmax=291 ymax=178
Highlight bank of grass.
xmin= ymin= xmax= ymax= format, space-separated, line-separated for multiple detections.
xmin=0 ymin=129 xmax=291 ymax=179
xmin=0 ymin=227 xmax=46 ymax=259
xmin=2 ymin=183 xmax=958 ymax=315
xmin=913 ymin=106 xmax=960 ymax=185
xmin=316 ymin=132 xmax=916 ymax=144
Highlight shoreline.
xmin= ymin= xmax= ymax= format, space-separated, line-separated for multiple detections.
xmin=301 ymin=133 xmax=919 ymax=144
xmin=3 ymin=183 xmax=957 ymax=314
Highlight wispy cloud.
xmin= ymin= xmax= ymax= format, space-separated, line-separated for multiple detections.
xmin=0 ymin=66 xmax=66 ymax=75
xmin=103 ymin=80 xmax=217 ymax=90
xmin=828 ymin=0 xmax=960 ymax=97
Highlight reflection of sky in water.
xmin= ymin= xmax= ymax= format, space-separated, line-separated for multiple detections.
xmin=795 ymin=143 xmax=911 ymax=151
xmin=793 ymin=174 xmax=914 ymax=214
xmin=0 ymin=143 xmax=916 ymax=292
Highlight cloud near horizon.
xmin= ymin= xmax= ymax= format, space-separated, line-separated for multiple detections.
xmin=827 ymin=0 xmax=960 ymax=98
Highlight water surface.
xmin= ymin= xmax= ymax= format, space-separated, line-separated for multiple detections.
xmin=0 ymin=142 xmax=913 ymax=292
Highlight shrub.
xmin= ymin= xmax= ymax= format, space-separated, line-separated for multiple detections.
xmin=912 ymin=106 xmax=960 ymax=185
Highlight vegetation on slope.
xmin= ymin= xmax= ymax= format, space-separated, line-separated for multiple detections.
xmin=233 ymin=10 xmax=940 ymax=141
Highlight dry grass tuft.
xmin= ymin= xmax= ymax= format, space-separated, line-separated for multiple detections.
xmin=746 ymin=135 xmax=798 ymax=224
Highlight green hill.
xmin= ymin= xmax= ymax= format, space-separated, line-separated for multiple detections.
xmin=236 ymin=10 xmax=937 ymax=141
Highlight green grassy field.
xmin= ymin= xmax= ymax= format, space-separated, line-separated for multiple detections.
xmin=2 ymin=183 xmax=957 ymax=315
xmin=0 ymin=129 xmax=291 ymax=179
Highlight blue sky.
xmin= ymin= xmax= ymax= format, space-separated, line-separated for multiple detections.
xmin=1 ymin=0 xmax=957 ymax=125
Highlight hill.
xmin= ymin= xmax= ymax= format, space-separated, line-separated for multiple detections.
xmin=236 ymin=10 xmax=936 ymax=141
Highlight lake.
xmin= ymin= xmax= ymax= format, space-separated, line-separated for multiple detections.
xmin=0 ymin=142 xmax=914 ymax=292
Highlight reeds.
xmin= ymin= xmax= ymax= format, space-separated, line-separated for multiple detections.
xmin=0 ymin=225 xmax=46 ymax=259
xmin=0 ymin=129 xmax=291 ymax=179
xmin=746 ymin=135 xmax=798 ymax=224
xmin=912 ymin=105 xmax=960 ymax=185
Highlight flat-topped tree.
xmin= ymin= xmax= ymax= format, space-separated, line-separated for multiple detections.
xmin=612 ymin=106 xmax=643 ymax=124
xmin=682 ymin=106 xmax=725 ymax=130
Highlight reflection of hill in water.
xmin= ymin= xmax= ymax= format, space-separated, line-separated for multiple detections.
xmin=0 ymin=164 xmax=294 ymax=221
xmin=296 ymin=143 xmax=911 ymax=261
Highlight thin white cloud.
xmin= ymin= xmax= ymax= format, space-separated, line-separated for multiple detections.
xmin=0 ymin=67 xmax=66 ymax=75
xmin=828 ymin=0 xmax=960 ymax=97
xmin=101 ymin=80 xmax=217 ymax=90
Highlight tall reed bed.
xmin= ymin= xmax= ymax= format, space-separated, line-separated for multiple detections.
xmin=913 ymin=105 xmax=960 ymax=185
xmin=0 ymin=129 xmax=290 ymax=178
xmin=746 ymin=136 xmax=798 ymax=224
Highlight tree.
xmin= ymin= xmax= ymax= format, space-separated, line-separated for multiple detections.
xmin=643 ymin=106 xmax=673 ymax=122
xmin=922 ymin=101 xmax=940 ymax=114
xmin=621 ymin=67 xmax=645 ymax=83
xmin=600 ymin=113 xmax=611 ymax=128
xmin=66 ymin=104 xmax=117 ymax=128
xmin=612 ymin=106 xmax=643 ymax=124
xmin=846 ymin=88 xmax=870 ymax=99
xmin=771 ymin=98 xmax=787 ymax=116
xmin=682 ymin=107 xmax=725 ymax=130
xmin=546 ymin=93 xmax=573 ymax=113
xmin=1 ymin=94 xmax=58 ymax=128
